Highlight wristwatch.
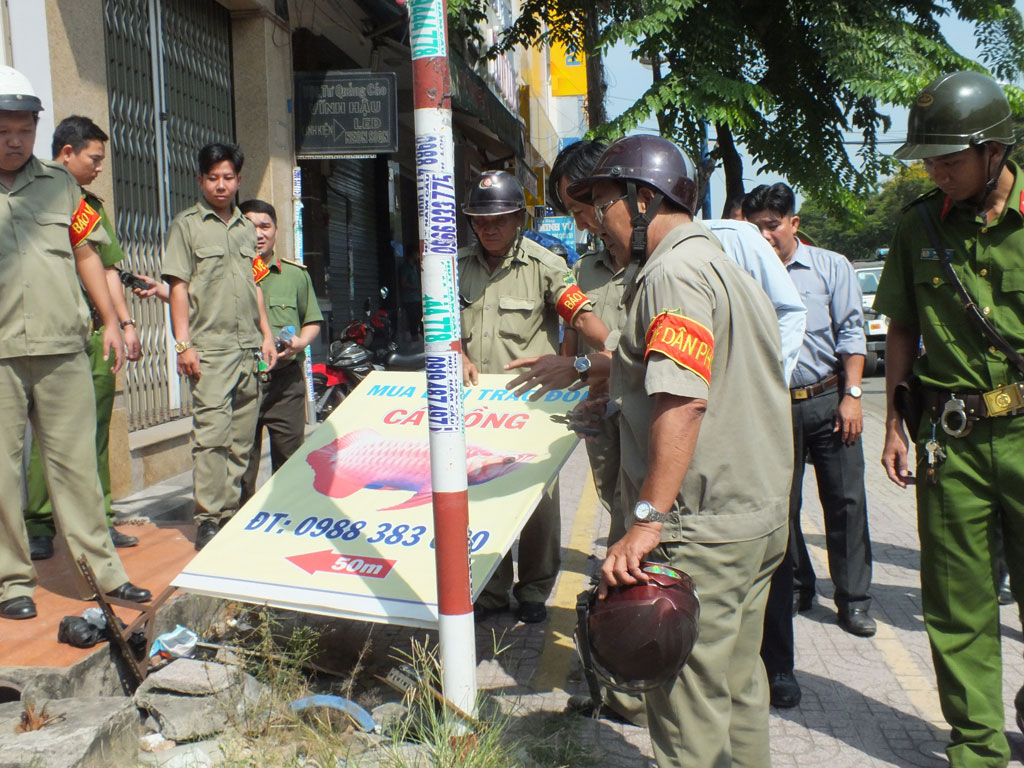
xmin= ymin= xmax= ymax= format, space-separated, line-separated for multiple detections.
xmin=174 ymin=340 xmax=193 ymax=354
xmin=573 ymin=354 xmax=592 ymax=383
xmin=633 ymin=500 xmax=670 ymax=524
xmin=845 ymin=385 xmax=863 ymax=399
xmin=120 ymin=318 xmax=136 ymax=329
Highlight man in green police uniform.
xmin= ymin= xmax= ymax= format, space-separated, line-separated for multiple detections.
xmin=877 ymin=71 xmax=1024 ymax=767
xmin=460 ymin=170 xmax=608 ymax=624
xmin=24 ymin=116 xmax=142 ymax=561
xmin=0 ymin=67 xmax=150 ymax=617
xmin=161 ymin=143 xmax=276 ymax=551
xmin=239 ymin=199 xmax=322 ymax=502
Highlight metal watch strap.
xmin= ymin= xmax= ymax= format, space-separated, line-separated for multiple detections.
xmin=915 ymin=204 xmax=1024 ymax=378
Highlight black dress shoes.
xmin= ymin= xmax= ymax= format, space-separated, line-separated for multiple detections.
xmin=30 ymin=530 xmax=138 ymax=557
xmin=793 ymin=591 xmax=814 ymax=615
xmin=105 ymin=582 xmax=152 ymax=603
xmin=0 ymin=596 xmax=37 ymax=620
xmin=998 ymin=572 xmax=1014 ymax=606
xmin=194 ymin=521 xmax=219 ymax=551
xmin=769 ymin=671 xmax=802 ymax=708
xmin=472 ymin=602 xmax=509 ymax=623
xmin=838 ymin=607 xmax=877 ymax=637
xmin=28 ymin=536 xmax=54 ymax=561
xmin=516 ymin=601 xmax=548 ymax=623
xmin=110 ymin=528 xmax=139 ymax=548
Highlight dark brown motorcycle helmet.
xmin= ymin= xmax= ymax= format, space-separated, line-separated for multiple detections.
xmin=575 ymin=562 xmax=700 ymax=693
xmin=462 ymin=170 xmax=526 ymax=216
xmin=567 ymin=135 xmax=697 ymax=261
xmin=566 ymin=135 xmax=698 ymax=215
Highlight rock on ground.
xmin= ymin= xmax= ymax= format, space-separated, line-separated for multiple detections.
xmin=134 ymin=660 xmax=268 ymax=742
xmin=0 ymin=697 xmax=136 ymax=768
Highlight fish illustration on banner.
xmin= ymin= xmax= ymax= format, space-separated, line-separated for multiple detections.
xmin=307 ymin=428 xmax=535 ymax=510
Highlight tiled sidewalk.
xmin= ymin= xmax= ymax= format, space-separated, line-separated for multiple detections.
xmin=123 ymin=385 xmax=1024 ymax=766
xmin=478 ymin=384 xmax=1024 ymax=766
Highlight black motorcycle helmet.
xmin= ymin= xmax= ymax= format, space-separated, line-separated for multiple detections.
xmin=575 ymin=562 xmax=700 ymax=693
xmin=462 ymin=171 xmax=526 ymax=216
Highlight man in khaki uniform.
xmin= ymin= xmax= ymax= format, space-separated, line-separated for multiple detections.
xmin=25 ymin=115 xmax=143 ymax=559
xmin=460 ymin=170 xmax=608 ymax=624
xmin=569 ymin=135 xmax=791 ymax=768
xmin=0 ymin=67 xmax=151 ymax=618
xmin=161 ymin=143 xmax=276 ymax=551
xmin=550 ymin=141 xmax=629 ymax=542
xmin=239 ymin=199 xmax=322 ymax=502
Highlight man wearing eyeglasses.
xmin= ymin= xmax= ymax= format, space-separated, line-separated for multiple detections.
xmin=568 ymin=135 xmax=791 ymax=768
xmin=459 ymin=170 xmax=608 ymax=624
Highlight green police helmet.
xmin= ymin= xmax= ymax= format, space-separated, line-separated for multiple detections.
xmin=895 ymin=71 xmax=1015 ymax=161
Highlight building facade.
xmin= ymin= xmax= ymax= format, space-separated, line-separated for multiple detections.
xmin=6 ymin=0 xmax=578 ymax=496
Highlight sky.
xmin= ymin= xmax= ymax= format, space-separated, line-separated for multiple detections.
xmin=601 ymin=3 xmax=1022 ymax=213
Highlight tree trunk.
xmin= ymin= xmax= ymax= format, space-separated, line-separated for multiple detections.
xmin=716 ymin=122 xmax=745 ymax=217
xmin=583 ymin=11 xmax=606 ymax=127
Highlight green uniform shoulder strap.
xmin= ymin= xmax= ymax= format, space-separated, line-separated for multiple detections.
xmin=901 ymin=187 xmax=943 ymax=214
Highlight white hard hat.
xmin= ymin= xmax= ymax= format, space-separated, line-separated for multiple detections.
xmin=0 ymin=66 xmax=43 ymax=112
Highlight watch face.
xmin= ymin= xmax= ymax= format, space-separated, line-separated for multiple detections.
xmin=634 ymin=501 xmax=654 ymax=521
xmin=847 ymin=385 xmax=863 ymax=398
xmin=574 ymin=356 xmax=591 ymax=373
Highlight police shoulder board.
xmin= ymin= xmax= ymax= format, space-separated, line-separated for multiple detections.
xmin=900 ymin=186 xmax=942 ymax=214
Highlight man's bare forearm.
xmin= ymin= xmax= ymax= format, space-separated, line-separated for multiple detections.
xmin=637 ymin=394 xmax=707 ymax=513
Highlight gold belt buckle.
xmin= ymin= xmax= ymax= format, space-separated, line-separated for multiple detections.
xmin=983 ymin=383 xmax=1024 ymax=417
xmin=792 ymin=388 xmax=810 ymax=401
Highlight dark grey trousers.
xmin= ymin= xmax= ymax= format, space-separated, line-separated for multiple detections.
xmin=789 ymin=390 xmax=873 ymax=611
xmin=762 ymin=389 xmax=873 ymax=676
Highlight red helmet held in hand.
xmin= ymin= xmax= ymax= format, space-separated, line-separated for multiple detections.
xmin=575 ymin=562 xmax=700 ymax=693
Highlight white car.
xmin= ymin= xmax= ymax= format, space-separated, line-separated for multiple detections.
xmin=854 ymin=261 xmax=887 ymax=376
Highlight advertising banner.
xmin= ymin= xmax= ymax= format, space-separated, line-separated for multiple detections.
xmin=172 ymin=371 xmax=585 ymax=629
xmin=536 ymin=215 xmax=577 ymax=251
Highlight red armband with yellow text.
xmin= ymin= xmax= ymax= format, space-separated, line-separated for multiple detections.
xmin=645 ymin=311 xmax=714 ymax=385
xmin=556 ymin=284 xmax=591 ymax=324
xmin=252 ymin=256 xmax=270 ymax=284
xmin=69 ymin=198 xmax=102 ymax=249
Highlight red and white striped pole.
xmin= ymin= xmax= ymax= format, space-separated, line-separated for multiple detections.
xmin=408 ymin=0 xmax=477 ymax=714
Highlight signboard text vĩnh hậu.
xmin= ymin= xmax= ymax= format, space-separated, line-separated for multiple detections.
xmin=294 ymin=72 xmax=399 ymax=158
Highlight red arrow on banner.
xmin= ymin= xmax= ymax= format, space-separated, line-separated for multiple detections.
xmin=285 ymin=550 xmax=396 ymax=579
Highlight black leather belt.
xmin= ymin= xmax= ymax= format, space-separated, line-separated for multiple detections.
xmin=790 ymin=374 xmax=840 ymax=402
xmin=923 ymin=383 xmax=1024 ymax=437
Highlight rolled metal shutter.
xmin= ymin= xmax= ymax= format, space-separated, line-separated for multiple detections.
xmin=326 ymin=159 xmax=381 ymax=331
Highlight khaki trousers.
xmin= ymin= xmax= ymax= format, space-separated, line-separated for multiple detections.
xmin=189 ymin=348 xmax=260 ymax=525
xmin=0 ymin=353 xmax=128 ymax=599
xmin=479 ymin=481 xmax=560 ymax=608
xmin=240 ymin=361 xmax=307 ymax=504
xmin=645 ymin=520 xmax=786 ymax=768
xmin=25 ymin=330 xmax=117 ymax=535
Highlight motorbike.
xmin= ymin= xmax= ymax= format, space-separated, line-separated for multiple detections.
xmin=310 ymin=289 xmax=426 ymax=422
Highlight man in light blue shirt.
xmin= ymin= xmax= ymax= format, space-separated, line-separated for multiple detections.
xmin=704 ymin=218 xmax=806 ymax=383
xmin=744 ymin=182 xmax=874 ymax=711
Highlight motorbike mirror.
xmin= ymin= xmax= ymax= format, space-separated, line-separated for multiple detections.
xmin=380 ymin=286 xmax=390 ymax=300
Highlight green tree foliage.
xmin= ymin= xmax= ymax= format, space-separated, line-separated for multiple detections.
xmin=798 ymin=163 xmax=933 ymax=259
xmin=486 ymin=0 xmax=1024 ymax=216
